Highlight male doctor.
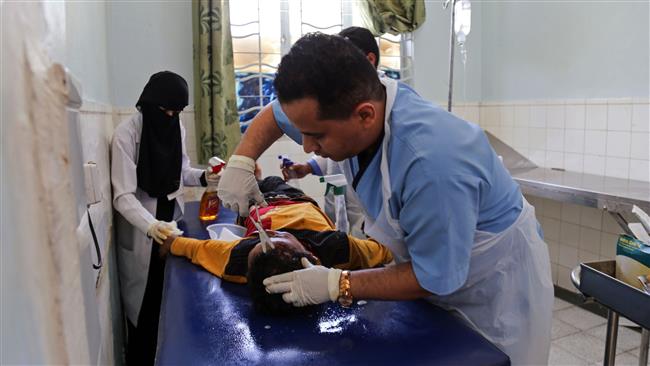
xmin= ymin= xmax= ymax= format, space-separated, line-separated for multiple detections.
xmin=217 ymin=33 xmax=553 ymax=365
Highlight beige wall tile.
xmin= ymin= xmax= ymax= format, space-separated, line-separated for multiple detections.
xmin=578 ymin=227 xmax=601 ymax=255
xmin=560 ymin=222 xmax=581 ymax=247
xmin=607 ymin=103 xmax=632 ymax=131
xmin=561 ymin=203 xmax=582 ymax=225
xmin=579 ymin=206 xmax=602 ymax=230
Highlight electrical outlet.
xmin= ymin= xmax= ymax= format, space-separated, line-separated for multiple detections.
xmin=83 ymin=162 xmax=102 ymax=205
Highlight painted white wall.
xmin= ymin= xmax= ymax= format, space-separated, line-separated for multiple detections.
xmin=412 ymin=0 xmax=483 ymax=104
xmin=107 ymin=1 xmax=194 ymax=108
xmin=481 ymin=2 xmax=649 ymax=101
xmin=412 ymin=2 xmax=649 ymax=104
xmin=2 ymin=2 xmax=94 ymax=363
xmin=1 ymin=4 xmax=61 ymax=362
xmin=65 ymin=2 xmax=112 ymax=104
xmin=65 ymin=2 xmax=122 ymax=364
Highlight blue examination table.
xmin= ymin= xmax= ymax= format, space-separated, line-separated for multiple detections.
xmin=155 ymin=202 xmax=510 ymax=365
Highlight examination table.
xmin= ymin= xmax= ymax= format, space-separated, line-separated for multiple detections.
xmin=155 ymin=201 xmax=510 ymax=365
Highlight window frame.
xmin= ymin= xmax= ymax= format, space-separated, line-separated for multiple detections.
xmin=230 ymin=0 xmax=414 ymax=130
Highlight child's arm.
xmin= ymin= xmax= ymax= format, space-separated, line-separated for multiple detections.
xmin=343 ymin=236 xmax=394 ymax=270
xmin=167 ymin=236 xmax=239 ymax=279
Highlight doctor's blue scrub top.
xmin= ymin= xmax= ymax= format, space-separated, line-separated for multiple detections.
xmin=270 ymin=83 xmax=523 ymax=295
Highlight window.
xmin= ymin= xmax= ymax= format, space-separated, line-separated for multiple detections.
xmin=230 ymin=0 xmax=413 ymax=131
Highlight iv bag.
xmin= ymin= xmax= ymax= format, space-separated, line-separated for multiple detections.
xmin=454 ymin=0 xmax=471 ymax=45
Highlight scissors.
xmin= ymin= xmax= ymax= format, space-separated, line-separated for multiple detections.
xmin=252 ymin=205 xmax=274 ymax=253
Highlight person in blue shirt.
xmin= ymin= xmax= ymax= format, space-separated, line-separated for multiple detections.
xmin=217 ymin=33 xmax=553 ymax=365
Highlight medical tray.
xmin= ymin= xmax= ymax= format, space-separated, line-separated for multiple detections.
xmin=576 ymin=260 xmax=650 ymax=329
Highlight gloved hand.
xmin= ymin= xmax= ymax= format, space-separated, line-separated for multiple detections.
xmin=205 ymin=156 xmax=225 ymax=185
xmin=217 ymin=155 xmax=266 ymax=216
xmin=281 ymin=163 xmax=313 ymax=181
xmin=204 ymin=169 xmax=220 ymax=185
xmin=264 ymin=257 xmax=342 ymax=307
xmin=147 ymin=220 xmax=183 ymax=244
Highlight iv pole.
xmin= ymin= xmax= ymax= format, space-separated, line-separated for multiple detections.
xmin=443 ymin=0 xmax=457 ymax=113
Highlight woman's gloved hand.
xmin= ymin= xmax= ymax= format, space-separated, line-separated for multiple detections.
xmin=263 ymin=257 xmax=342 ymax=307
xmin=147 ymin=220 xmax=183 ymax=244
xmin=147 ymin=220 xmax=178 ymax=244
xmin=217 ymin=155 xmax=266 ymax=216
xmin=204 ymin=169 xmax=221 ymax=185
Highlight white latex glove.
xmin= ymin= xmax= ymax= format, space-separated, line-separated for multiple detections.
xmin=204 ymin=169 xmax=220 ymax=185
xmin=217 ymin=155 xmax=266 ymax=216
xmin=147 ymin=220 xmax=183 ymax=244
xmin=166 ymin=220 xmax=184 ymax=236
xmin=263 ymin=257 xmax=342 ymax=307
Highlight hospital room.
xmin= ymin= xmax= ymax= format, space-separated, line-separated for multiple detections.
xmin=2 ymin=0 xmax=649 ymax=365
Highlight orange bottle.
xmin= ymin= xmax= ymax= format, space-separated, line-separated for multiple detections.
xmin=199 ymin=157 xmax=225 ymax=222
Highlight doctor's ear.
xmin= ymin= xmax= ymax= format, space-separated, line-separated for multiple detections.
xmin=355 ymin=102 xmax=376 ymax=126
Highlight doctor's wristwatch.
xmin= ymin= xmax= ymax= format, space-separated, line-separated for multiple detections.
xmin=337 ymin=270 xmax=353 ymax=308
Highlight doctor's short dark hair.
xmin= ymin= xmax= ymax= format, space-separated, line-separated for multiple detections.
xmin=274 ymin=32 xmax=385 ymax=120
xmin=247 ymin=247 xmax=314 ymax=315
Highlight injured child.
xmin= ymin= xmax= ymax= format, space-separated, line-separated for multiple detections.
xmin=161 ymin=176 xmax=393 ymax=315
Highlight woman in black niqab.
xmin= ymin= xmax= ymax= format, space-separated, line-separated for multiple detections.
xmin=126 ymin=71 xmax=189 ymax=366
xmin=136 ymin=71 xmax=189 ymax=199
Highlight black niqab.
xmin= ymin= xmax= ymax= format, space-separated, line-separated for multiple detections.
xmin=136 ymin=71 xmax=189 ymax=198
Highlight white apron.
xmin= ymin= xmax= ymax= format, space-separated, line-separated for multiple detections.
xmin=339 ymin=78 xmax=553 ymax=365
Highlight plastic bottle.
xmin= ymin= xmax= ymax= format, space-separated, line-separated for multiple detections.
xmin=199 ymin=157 xmax=226 ymax=222
xmin=278 ymin=155 xmax=300 ymax=188
xmin=454 ymin=0 xmax=471 ymax=65
xmin=320 ymin=174 xmax=349 ymax=233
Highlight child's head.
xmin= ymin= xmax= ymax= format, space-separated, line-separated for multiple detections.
xmin=246 ymin=231 xmax=319 ymax=315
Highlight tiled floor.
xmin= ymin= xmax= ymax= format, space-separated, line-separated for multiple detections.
xmin=550 ymin=297 xmax=648 ymax=366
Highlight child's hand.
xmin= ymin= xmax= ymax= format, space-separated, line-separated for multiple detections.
xmin=160 ymin=234 xmax=178 ymax=258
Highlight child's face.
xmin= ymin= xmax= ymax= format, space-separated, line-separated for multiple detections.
xmin=247 ymin=231 xmax=318 ymax=269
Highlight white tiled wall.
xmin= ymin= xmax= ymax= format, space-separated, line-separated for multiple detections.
xmin=454 ymin=98 xmax=650 ymax=182
xmin=455 ymin=97 xmax=648 ymax=292
xmin=78 ymin=101 xmax=120 ymax=364
xmin=526 ymin=195 xmax=626 ymax=292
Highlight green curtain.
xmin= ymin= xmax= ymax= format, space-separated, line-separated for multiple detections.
xmin=192 ymin=0 xmax=241 ymax=164
xmin=360 ymin=0 xmax=426 ymax=36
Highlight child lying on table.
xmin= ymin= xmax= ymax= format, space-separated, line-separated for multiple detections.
xmin=160 ymin=176 xmax=393 ymax=315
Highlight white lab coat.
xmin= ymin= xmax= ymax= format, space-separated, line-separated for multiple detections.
xmin=111 ymin=112 xmax=204 ymax=325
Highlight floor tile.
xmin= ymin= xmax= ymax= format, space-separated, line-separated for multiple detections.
xmin=554 ymin=306 xmax=607 ymax=331
xmin=586 ymin=324 xmax=643 ymax=353
xmin=549 ymin=345 xmax=589 ymax=366
xmin=554 ymin=297 xmax=574 ymax=311
xmin=588 ymin=351 xmax=642 ymax=366
xmin=552 ymin=318 xmax=581 ymax=340
xmin=629 ymin=346 xmax=649 ymax=363
xmin=628 ymin=347 xmax=650 ymax=362
xmin=553 ymin=333 xmax=608 ymax=363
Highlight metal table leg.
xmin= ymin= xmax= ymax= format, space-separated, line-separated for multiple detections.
xmin=604 ymin=310 xmax=619 ymax=366
xmin=639 ymin=328 xmax=648 ymax=366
